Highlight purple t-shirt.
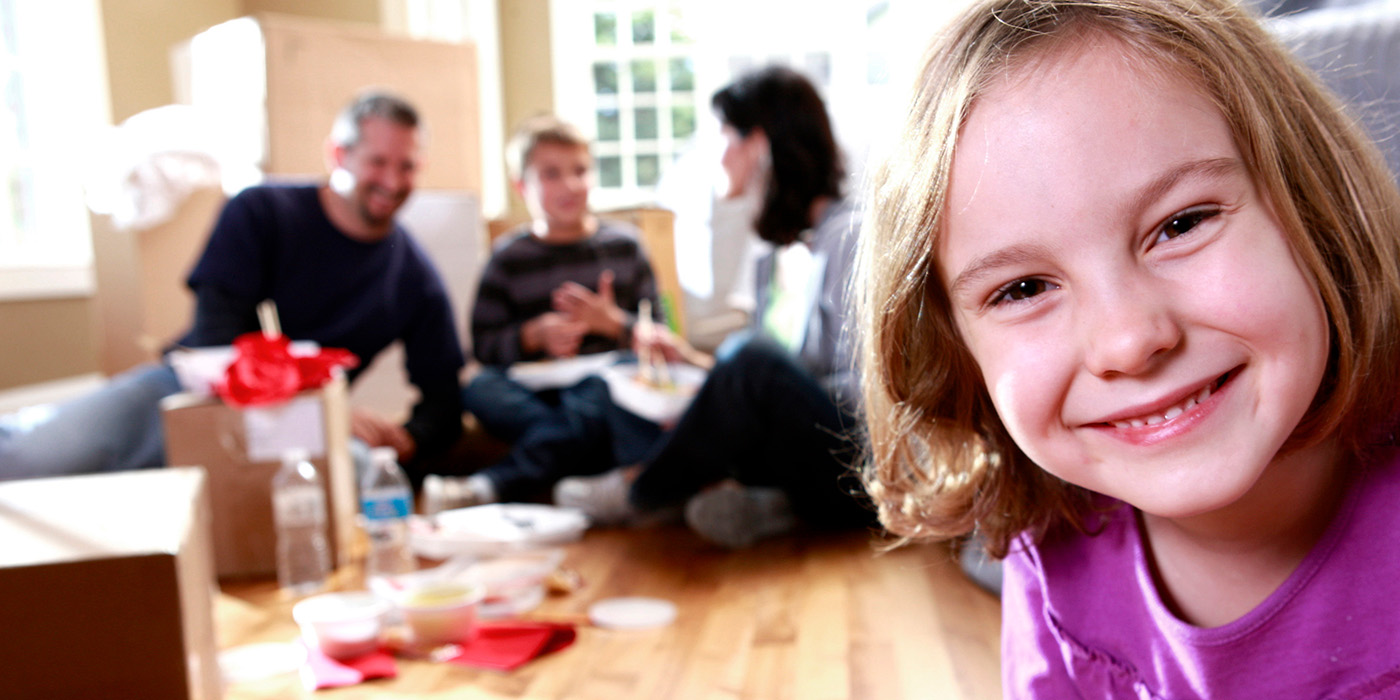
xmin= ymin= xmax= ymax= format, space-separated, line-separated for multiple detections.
xmin=1003 ymin=450 xmax=1400 ymax=699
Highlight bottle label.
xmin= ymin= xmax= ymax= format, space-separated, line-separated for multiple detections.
xmin=362 ymin=489 xmax=411 ymax=520
xmin=274 ymin=486 xmax=327 ymax=528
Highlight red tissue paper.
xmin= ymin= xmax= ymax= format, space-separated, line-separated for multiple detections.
xmin=215 ymin=332 xmax=359 ymax=408
xmin=446 ymin=621 xmax=578 ymax=671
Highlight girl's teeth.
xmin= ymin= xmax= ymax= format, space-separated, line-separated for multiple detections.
xmin=1111 ymin=380 xmax=1216 ymax=430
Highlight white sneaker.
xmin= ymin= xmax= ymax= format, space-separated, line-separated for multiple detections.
xmin=422 ymin=474 xmax=495 ymax=515
xmin=684 ymin=485 xmax=797 ymax=549
xmin=553 ymin=468 xmax=641 ymax=527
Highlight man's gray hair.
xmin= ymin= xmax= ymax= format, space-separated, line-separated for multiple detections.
xmin=329 ymin=90 xmax=420 ymax=148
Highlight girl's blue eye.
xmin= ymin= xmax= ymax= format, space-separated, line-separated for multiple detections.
xmin=992 ymin=278 xmax=1051 ymax=306
xmin=1158 ymin=207 xmax=1219 ymax=242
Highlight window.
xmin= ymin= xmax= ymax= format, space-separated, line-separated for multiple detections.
xmin=552 ymin=0 xmax=957 ymax=210
xmin=553 ymin=1 xmax=704 ymax=209
xmin=0 ymin=0 xmax=108 ymax=299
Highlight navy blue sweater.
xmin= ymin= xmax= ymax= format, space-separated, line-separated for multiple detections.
xmin=179 ymin=184 xmax=465 ymax=456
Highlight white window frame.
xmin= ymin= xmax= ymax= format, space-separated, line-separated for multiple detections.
xmin=0 ymin=0 xmax=109 ymax=300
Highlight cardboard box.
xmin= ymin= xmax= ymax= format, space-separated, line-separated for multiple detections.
xmin=89 ymin=185 xmax=226 ymax=376
xmin=173 ymin=12 xmax=482 ymax=192
xmin=0 ymin=467 xmax=220 ymax=700
xmin=162 ymin=374 xmax=357 ymax=580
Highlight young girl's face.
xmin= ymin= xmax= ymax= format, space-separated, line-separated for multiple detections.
xmin=937 ymin=42 xmax=1330 ymax=521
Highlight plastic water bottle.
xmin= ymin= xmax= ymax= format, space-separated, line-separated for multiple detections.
xmin=361 ymin=447 xmax=416 ymax=582
xmin=272 ymin=448 xmax=331 ymax=595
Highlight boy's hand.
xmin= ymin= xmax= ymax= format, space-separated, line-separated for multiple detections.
xmin=553 ymin=270 xmax=627 ymax=339
xmin=522 ymin=312 xmax=588 ymax=358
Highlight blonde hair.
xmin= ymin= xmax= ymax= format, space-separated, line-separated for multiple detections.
xmin=857 ymin=0 xmax=1400 ymax=557
xmin=504 ymin=114 xmax=590 ymax=182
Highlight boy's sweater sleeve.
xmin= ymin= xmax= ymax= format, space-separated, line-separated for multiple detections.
xmin=470 ymin=255 xmax=527 ymax=366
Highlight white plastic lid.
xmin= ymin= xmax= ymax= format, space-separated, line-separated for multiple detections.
xmin=281 ymin=447 xmax=310 ymax=465
xmin=370 ymin=446 xmax=398 ymax=466
xmin=587 ymin=597 xmax=677 ymax=629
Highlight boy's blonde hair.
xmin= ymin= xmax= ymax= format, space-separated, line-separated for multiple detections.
xmin=504 ymin=114 xmax=590 ymax=182
xmin=857 ymin=0 xmax=1400 ymax=556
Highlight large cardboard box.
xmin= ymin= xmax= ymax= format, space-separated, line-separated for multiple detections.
xmin=173 ymin=12 xmax=481 ymax=192
xmin=0 ymin=467 xmax=220 ymax=700
xmin=162 ymin=374 xmax=357 ymax=580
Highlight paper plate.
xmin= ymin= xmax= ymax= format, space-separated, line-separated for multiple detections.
xmin=506 ymin=351 xmax=621 ymax=390
xmin=588 ymin=597 xmax=677 ymax=629
xmin=599 ymin=362 xmax=706 ymax=424
xmin=409 ymin=504 xmax=589 ymax=559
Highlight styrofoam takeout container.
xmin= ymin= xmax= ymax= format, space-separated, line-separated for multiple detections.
xmin=598 ymin=362 xmax=706 ymax=424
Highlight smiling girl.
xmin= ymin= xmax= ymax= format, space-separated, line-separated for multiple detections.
xmin=857 ymin=0 xmax=1400 ymax=695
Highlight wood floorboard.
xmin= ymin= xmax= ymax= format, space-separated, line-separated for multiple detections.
xmin=219 ymin=523 xmax=1001 ymax=699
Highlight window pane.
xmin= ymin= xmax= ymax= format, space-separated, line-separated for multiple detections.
xmin=596 ymin=108 xmax=620 ymax=142
xmin=598 ymin=156 xmax=623 ymax=188
xmin=593 ymin=62 xmax=618 ymax=95
xmin=631 ymin=10 xmax=655 ymax=44
xmin=669 ymin=7 xmax=691 ymax=43
xmin=636 ymin=154 xmax=660 ymax=186
xmin=668 ymin=57 xmax=694 ymax=92
xmin=631 ymin=59 xmax=656 ymax=93
xmin=671 ymin=105 xmax=695 ymax=139
xmin=634 ymin=107 xmax=658 ymax=140
xmin=594 ymin=12 xmax=616 ymax=46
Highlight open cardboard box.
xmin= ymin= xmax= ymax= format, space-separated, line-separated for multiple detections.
xmin=162 ymin=373 xmax=357 ymax=580
xmin=0 ymin=467 xmax=220 ymax=699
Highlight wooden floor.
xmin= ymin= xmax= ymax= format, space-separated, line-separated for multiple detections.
xmin=218 ymin=524 xmax=1001 ymax=699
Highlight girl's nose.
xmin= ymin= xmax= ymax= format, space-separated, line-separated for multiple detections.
xmin=1081 ymin=283 xmax=1181 ymax=378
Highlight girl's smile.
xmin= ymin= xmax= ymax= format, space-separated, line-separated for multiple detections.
xmin=938 ymin=40 xmax=1332 ymax=525
xmin=1086 ymin=370 xmax=1231 ymax=444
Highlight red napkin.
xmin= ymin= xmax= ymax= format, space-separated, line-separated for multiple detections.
xmin=216 ymin=332 xmax=358 ymax=408
xmin=299 ymin=640 xmax=398 ymax=691
xmin=445 ymin=621 xmax=577 ymax=671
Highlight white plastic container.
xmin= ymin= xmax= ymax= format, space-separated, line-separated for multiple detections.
xmin=292 ymin=592 xmax=391 ymax=660
xmin=398 ymin=582 xmax=485 ymax=647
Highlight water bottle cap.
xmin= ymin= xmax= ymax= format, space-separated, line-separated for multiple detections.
xmin=369 ymin=446 xmax=398 ymax=465
xmin=281 ymin=447 xmax=311 ymax=464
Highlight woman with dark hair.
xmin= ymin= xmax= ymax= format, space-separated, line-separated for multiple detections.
xmin=554 ymin=66 xmax=875 ymax=548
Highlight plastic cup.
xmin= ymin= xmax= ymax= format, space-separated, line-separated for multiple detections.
xmin=398 ymin=582 xmax=484 ymax=647
xmin=291 ymin=592 xmax=390 ymax=660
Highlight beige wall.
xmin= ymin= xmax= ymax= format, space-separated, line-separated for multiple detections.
xmin=0 ymin=299 xmax=100 ymax=389
xmin=497 ymin=0 xmax=554 ymax=218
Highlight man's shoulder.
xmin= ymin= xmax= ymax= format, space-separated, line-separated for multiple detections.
xmin=230 ymin=182 xmax=319 ymax=205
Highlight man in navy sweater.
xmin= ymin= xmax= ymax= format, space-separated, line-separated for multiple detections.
xmin=0 ymin=91 xmax=464 ymax=480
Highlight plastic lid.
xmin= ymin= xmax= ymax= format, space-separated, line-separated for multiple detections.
xmin=370 ymin=446 xmax=398 ymax=465
xmin=587 ymin=597 xmax=677 ymax=629
xmin=281 ymin=447 xmax=310 ymax=465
